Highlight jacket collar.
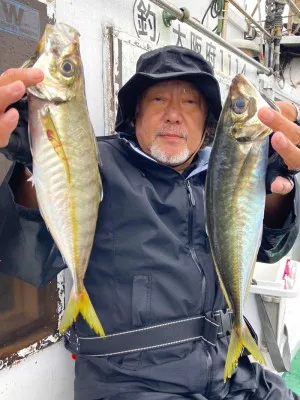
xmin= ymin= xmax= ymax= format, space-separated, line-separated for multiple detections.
xmin=118 ymin=132 xmax=210 ymax=179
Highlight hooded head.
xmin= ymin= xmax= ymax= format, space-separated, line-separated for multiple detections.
xmin=115 ymin=45 xmax=222 ymax=148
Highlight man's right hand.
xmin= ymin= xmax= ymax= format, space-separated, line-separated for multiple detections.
xmin=0 ymin=68 xmax=43 ymax=209
xmin=0 ymin=68 xmax=44 ymax=148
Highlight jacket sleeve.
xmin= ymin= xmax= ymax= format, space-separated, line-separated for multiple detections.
xmin=258 ymin=178 xmax=300 ymax=263
xmin=0 ymin=162 xmax=65 ymax=288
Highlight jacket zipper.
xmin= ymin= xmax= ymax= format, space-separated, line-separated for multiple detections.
xmin=185 ymin=180 xmax=213 ymax=392
xmin=185 ymin=180 xmax=206 ymax=309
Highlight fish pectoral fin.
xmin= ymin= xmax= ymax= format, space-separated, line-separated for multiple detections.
xmin=224 ymin=322 xmax=265 ymax=382
xmin=59 ymin=285 xmax=105 ymax=337
xmin=40 ymin=106 xmax=71 ymax=183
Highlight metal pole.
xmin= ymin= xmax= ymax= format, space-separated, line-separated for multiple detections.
xmin=228 ymin=0 xmax=272 ymax=38
xmin=257 ymin=0 xmax=264 ymax=64
xmin=221 ymin=0 xmax=229 ymax=40
xmin=150 ymin=0 xmax=272 ymax=75
xmin=287 ymin=0 xmax=300 ymax=20
xmin=287 ymin=5 xmax=293 ymax=33
xmin=250 ymin=0 xmax=262 ymax=18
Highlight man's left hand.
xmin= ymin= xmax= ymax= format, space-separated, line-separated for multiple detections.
xmin=258 ymin=101 xmax=300 ymax=195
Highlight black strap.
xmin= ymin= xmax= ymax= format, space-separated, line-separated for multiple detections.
xmin=70 ymin=309 xmax=233 ymax=357
xmin=255 ymin=293 xmax=291 ymax=372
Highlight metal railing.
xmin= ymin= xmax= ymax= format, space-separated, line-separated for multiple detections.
xmin=287 ymin=0 xmax=300 ymax=20
xmin=150 ymin=0 xmax=272 ymax=75
xmin=228 ymin=0 xmax=271 ymax=39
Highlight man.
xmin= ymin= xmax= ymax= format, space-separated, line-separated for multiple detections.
xmin=0 ymin=46 xmax=299 ymax=399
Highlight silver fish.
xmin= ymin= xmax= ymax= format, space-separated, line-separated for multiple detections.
xmin=205 ymin=74 xmax=277 ymax=381
xmin=25 ymin=23 xmax=105 ymax=336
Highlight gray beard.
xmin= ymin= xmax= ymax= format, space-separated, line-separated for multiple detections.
xmin=150 ymin=142 xmax=190 ymax=166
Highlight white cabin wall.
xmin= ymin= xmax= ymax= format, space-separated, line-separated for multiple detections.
xmin=0 ymin=342 xmax=74 ymax=400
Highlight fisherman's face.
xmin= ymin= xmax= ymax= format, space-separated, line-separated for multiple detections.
xmin=135 ymin=80 xmax=208 ymax=173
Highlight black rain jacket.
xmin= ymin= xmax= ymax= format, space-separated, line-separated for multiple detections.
xmin=0 ymin=134 xmax=299 ymax=400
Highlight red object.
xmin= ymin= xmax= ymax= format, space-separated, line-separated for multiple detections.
xmin=283 ymin=258 xmax=291 ymax=279
xmin=71 ymin=353 xmax=77 ymax=360
xmin=282 ymin=258 xmax=291 ymax=289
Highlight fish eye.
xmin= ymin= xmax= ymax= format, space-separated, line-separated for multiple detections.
xmin=233 ymin=98 xmax=247 ymax=114
xmin=61 ymin=60 xmax=75 ymax=77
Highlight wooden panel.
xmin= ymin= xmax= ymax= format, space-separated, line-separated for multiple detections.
xmin=0 ymin=276 xmax=58 ymax=358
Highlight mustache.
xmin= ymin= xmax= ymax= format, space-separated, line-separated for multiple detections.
xmin=155 ymin=126 xmax=188 ymax=140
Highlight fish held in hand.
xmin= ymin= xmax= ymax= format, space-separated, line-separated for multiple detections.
xmin=25 ymin=23 xmax=104 ymax=337
xmin=205 ymin=74 xmax=276 ymax=381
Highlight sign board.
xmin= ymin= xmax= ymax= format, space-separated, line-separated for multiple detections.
xmin=0 ymin=0 xmax=40 ymax=41
xmin=0 ymin=0 xmax=48 ymax=74
xmin=131 ymin=0 xmax=259 ymax=81
xmin=103 ymin=0 xmax=262 ymax=135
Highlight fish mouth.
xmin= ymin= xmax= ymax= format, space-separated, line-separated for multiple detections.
xmin=231 ymin=74 xmax=249 ymax=87
xmin=230 ymin=74 xmax=250 ymax=98
xmin=27 ymin=83 xmax=66 ymax=103
xmin=27 ymin=85 xmax=47 ymax=100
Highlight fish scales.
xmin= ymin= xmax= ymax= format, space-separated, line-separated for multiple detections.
xmin=25 ymin=23 xmax=105 ymax=336
xmin=30 ymin=101 xmax=100 ymax=273
xmin=205 ymin=74 xmax=276 ymax=381
xmin=209 ymin=137 xmax=268 ymax=305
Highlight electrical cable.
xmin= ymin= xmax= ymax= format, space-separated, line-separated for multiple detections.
xmin=201 ymin=0 xmax=224 ymax=24
xmin=201 ymin=0 xmax=215 ymax=24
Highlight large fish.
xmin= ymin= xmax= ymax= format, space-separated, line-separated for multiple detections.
xmin=205 ymin=74 xmax=276 ymax=381
xmin=24 ymin=23 xmax=105 ymax=336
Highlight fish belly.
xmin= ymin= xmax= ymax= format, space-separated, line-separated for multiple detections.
xmin=29 ymin=104 xmax=100 ymax=288
xmin=206 ymin=138 xmax=267 ymax=316
xmin=206 ymin=137 xmax=268 ymax=380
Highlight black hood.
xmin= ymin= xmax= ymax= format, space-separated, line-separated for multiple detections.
xmin=115 ymin=45 xmax=222 ymax=138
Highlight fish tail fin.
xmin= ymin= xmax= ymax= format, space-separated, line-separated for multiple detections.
xmin=59 ymin=285 xmax=105 ymax=337
xmin=224 ymin=321 xmax=265 ymax=382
